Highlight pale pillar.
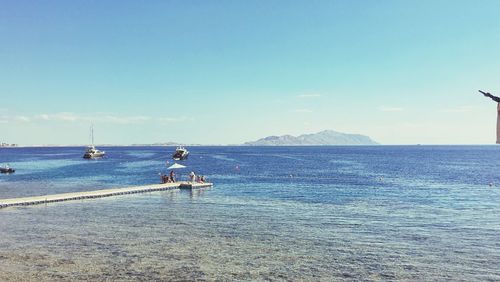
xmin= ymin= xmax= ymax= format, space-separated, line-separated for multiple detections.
xmin=497 ymin=103 xmax=500 ymax=144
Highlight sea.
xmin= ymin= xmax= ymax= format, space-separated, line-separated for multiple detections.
xmin=0 ymin=145 xmax=499 ymax=281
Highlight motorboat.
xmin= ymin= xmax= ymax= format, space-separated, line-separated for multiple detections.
xmin=0 ymin=165 xmax=15 ymax=173
xmin=83 ymin=145 xmax=106 ymax=159
xmin=172 ymin=146 xmax=189 ymax=161
xmin=83 ymin=124 xmax=105 ymax=159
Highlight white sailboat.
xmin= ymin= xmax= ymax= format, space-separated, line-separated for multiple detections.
xmin=83 ymin=124 xmax=105 ymax=159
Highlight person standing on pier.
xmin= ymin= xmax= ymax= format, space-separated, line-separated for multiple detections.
xmin=169 ymin=170 xmax=176 ymax=182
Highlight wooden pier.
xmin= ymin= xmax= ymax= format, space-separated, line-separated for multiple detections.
xmin=0 ymin=182 xmax=213 ymax=209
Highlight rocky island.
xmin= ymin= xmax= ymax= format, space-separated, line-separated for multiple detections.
xmin=244 ymin=130 xmax=378 ymax=146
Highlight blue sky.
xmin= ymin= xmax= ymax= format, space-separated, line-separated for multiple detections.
xmin=1 ymin=0 xmax=500 ymax=145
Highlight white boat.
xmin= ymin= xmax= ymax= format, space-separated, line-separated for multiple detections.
xmin=172 ymin=146 xmax=189 ymax=161
xmin=83 ymin=145 xmax=105 ymax=159
xmin=0 ymin=164 xmax=15 ymax=173
xmin=83 ymin=125 xmax=105 ymax=159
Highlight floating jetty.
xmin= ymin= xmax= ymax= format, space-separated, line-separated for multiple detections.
xmin=0 ymin=182 xmax=213 ymax=209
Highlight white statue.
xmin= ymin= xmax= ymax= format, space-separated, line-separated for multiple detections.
xmin=479 ymin=90 xmax=500 ymax=144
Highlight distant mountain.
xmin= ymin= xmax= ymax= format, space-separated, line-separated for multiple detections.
xmin=244 ymin=130 xmax=378 ymax=146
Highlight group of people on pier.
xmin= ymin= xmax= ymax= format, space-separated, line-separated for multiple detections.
xmin=189 ymin=171 xmax=206 ymax=183
xmin=160 ymin=170 xmax=177 ymax=184
xmin=160 ymin=170 xmax=206 ymax=184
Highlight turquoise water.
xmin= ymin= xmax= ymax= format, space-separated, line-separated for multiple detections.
xmin=0 ymin=146 xmax=499 ymax=280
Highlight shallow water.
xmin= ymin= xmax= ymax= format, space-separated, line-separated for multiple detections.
xmin=0 ymin=146 xmax=499 ymax=281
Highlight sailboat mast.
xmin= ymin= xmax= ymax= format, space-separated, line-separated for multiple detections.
xmin=89 ymin=124 xmax=94 ymax=146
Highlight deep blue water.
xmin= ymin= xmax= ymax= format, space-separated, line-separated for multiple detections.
xmin=0 ymin=146 xmax=499 ymax=280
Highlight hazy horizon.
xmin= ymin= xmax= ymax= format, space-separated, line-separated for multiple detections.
xmin=1 ymin=1 xmax=500 ymax=145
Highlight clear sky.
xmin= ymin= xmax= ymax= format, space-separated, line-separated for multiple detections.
xmin=1 ymin=0 xmax=500 ymax=145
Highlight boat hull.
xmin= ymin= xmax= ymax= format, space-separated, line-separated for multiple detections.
xmin=0 ymin=168 xmax=15 ymax=173
xmin=83 ymin=152 xmax=105 ymax=159
xmin=172 ymin=149 xmax=189 ymax=161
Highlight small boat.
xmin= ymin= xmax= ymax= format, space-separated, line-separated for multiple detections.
xmin=83 ymin=124 xmax=105 ymax=159
xmin=172 ymin=146 xmax=189 ymax=161
xmin=83 ymin=145 xmax=106 ymax=159
xmin=0 ymin=165 xmax=15 ymax=173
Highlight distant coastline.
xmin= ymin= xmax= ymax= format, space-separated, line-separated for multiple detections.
xmin=244 ymin=130 xmax=378 ymax=146
xmin=4 ymin=144 xmax=498 ymax=148
xmin=0 ymin=143 xmax=18 ymax=147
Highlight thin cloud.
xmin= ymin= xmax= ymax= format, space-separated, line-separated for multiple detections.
xmin=36 ymin=112 xmax=83 ymax=122
xmin=379 ymin=106 xmax=404 ymax=112
xmin=297 ymin=94 xmax=322 ymax=98
xmin=100 ymin=115 xmax=151 ymax=124
xmin=294 ymin=109 xmax=313 ymax=113
xmin=158 ymin=116 xmax=194 ymax=122
xmin=6 ymin=112 xmax=194 ymax=125
xmin=0 ymin=115 xmax=31 ymax=123
xmin=442 ymin=106 xmax=476 ymax=113
xmin=15 ymin=116 xmax=31 ymax=122
xmin=38 ymin=114 xmax=50 ymax=121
